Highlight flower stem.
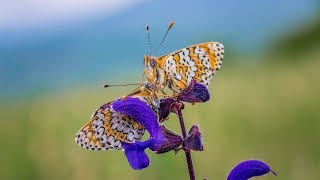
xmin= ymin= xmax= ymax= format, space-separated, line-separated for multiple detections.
xmin=176 ymin=104 xmax=196 ymax=180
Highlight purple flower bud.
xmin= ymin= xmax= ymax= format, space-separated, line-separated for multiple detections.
xmin=158 ymin=98 xmax=184 ymax=123
xmin=184 ymin=125 xmax=203 ymax=151
xmin=178 ymin=79 xmax=210 ymax=103
xmin=158 ymin=98 xmax=176 ymax=122
xmin=156 ymin=126 xmax=183 ymax=154
xmin=227 ymin=160 xmax=277 ymax=180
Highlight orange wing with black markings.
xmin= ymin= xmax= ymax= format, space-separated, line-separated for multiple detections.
xmin=75 ymin=85 xmax=158 ymax=150
xmin=157 ymin=42 xmax=224 ymax=92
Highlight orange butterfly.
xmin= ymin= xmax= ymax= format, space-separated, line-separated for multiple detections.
xmin=143 ymin=22 xmax=224 ymax=94
xmin=75 ymin=84 xmax=158 ymax=150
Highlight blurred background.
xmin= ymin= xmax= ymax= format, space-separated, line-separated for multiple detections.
xmin=1 ymin=0 xmax=320 ymax=179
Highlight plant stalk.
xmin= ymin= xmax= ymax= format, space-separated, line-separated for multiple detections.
xmin=176 ymin=104 xmax=196 ymax=180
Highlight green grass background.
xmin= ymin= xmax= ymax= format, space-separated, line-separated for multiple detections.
xmin=1 ymin=51 xmax=320 ymax=179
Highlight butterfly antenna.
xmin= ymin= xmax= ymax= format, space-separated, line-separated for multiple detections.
xmin=103 ymin=83 xmax=140 ymax=88
xmin=146 ymin=24 xmax=152 ymax=57
xmin=156 ymin=21 xmax=174 ymax=53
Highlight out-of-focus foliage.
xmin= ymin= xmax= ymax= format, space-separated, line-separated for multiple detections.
xmin=268 ymin=16 xmax=320 ymax=57
xmin=1 ymin=1 xmax=320 ymax=180
xmin=1 ymin=54 xmax=320 ymax=180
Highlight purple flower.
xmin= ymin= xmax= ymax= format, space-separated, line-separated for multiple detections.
xmin=109 ymin=81 xmax=211 ymax=171
xmin=227 ymin=160 xmax=277 ymax=180
xmin=113 ymin=97 xmax=182 ymax=170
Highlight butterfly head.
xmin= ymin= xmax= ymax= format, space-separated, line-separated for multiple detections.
xmin=144 ymin=55 xmax=159 ymax=70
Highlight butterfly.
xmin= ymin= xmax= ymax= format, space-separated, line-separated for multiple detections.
xmin=143 ymin=42 xmax=224 ymax=94
xmin=75 ymin=84 xmax=159 ymax=150
xmin=143 ymin=22 xmax=224 ymax=94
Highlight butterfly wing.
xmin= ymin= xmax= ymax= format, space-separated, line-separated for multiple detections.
xmin=75 ymin=85 xmax=158 ymax=151
xmin=75 ymin=102 xmax=145 ymax=150
xmin=157 ymin=42 xmax=224 ymax=92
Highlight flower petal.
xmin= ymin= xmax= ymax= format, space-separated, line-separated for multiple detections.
xmin=227 ymin=160 xmax=277 ymax=180
xmin=147 ymin=133 xmax=165 ymax=151
xmin=178 ymin=79 xmax=210 ymax=103
xmin=113 ymin=97 xmax=159 ymax=137
xmin=121 ymin=140 xmax=151 ymax=170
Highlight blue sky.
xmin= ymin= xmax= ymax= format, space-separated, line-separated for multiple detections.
xmin=0 ymin=0 xmax=318 ymax=97
xmin=0 ymin=0 xmax=317 ymax=48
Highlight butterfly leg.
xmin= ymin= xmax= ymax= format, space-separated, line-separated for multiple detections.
xmin=143 ymin=69 xmax=154 ymax=84
xmin=157 ymin=89 xmax=171 ymax=98
xmin=152 ymin=68 xmax=159 ymax=96
xmin=143 ymin=69 xmax=158 ymax=95
xmin=140 ymin=71 xmax=146 ymax=84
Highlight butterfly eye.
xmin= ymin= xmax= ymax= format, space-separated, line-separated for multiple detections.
xmin=150 ymin=59 xmax=156 ymax=68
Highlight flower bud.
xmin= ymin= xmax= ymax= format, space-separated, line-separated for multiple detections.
xmin=156 ymin=126 xmax=183 ymax=154
xmin=184 ymin=125 xmax=203 ymax=151
xmin=178 ymin=79 xmax=210 ymax=103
